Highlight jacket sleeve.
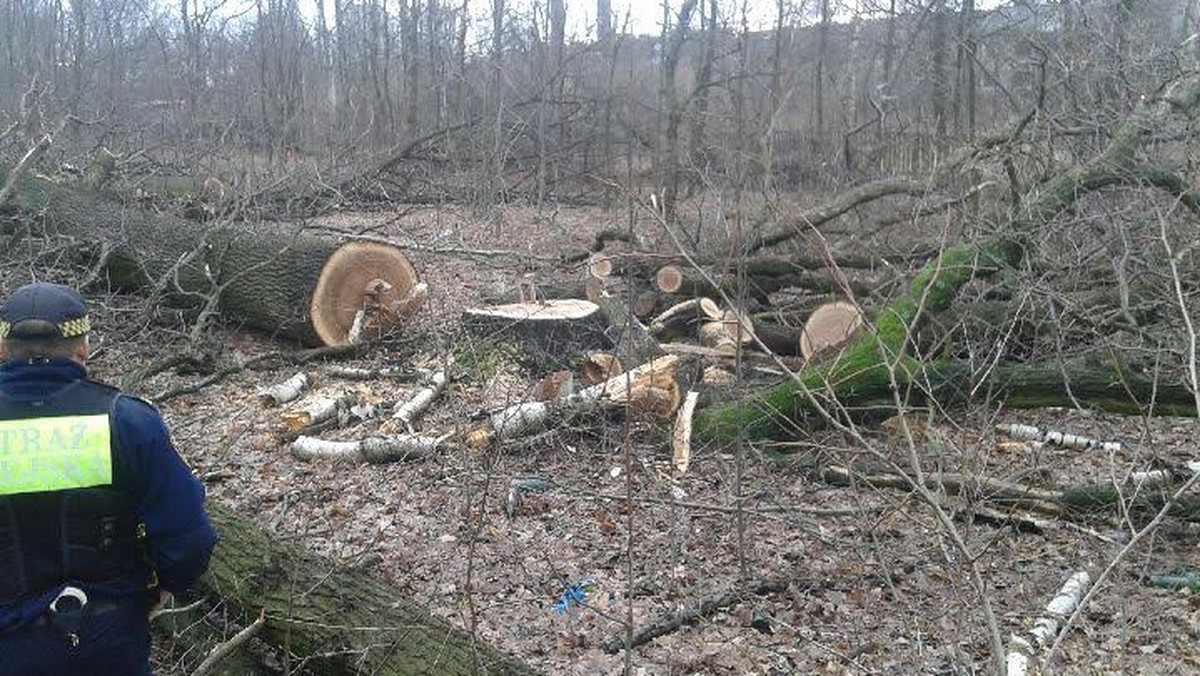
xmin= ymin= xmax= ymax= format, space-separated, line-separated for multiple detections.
xmin=114 ymin=395 xmax=219 ymax=595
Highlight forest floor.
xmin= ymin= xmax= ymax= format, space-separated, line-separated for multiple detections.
xmin=92 ymin=204 xmax=1200 ymax=675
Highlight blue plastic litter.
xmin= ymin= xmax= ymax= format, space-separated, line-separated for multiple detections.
xmin=553 ymin=578 xmax=598 ymax=616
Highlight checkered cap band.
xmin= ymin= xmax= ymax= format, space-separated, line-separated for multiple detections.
xmin=0 ymin=315 xmax=90 ymax=339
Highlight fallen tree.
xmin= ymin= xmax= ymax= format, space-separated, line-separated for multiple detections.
xmin=205 ymin=502 xmax=537 ymax=675
xmin=0 ymin=168 xmax=422 ymax=346
xmin=694 ymin=74 xmax=1200 ymax=443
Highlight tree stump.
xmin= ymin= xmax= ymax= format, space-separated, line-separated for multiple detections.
xmin=461 ymin=299 xmax=611 ymax=360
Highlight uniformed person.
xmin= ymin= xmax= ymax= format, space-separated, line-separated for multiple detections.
xmin=0 ymin=282 xmax=218 ymax=675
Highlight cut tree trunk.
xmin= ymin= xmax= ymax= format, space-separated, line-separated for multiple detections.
xmin=695 ymin=74 xmax=1200 ymax=443
xmin=752 ymin=321 xmax=807 ymax=356
xmin=655 ymin=263 xmax=872 ymax=299
xmin=204 ymin=503 xmax=536 ymax=675
xmin=0 ymin=170 xmax=422 ymax=346
xmin=461 ymin=299 xmax=611 ymax=359
xmin=799 ymin=301 xmax=864 ymax=359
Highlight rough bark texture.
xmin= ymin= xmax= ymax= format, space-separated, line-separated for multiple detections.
xmin=0 ymin=170 xmax=417 ymax=345
xmin=205 ymin=502 xmax=537 ymax=675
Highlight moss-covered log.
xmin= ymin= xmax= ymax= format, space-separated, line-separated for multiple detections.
xmin=204 ymin=502 xmax=537 ymax=675
xmin=695 ymin=239 xmax=1022 ymax=441
xmin=695 ymin=74 xmax=1200 ymax=443
xmin=0 ymin=169 xmax=420 ymax=346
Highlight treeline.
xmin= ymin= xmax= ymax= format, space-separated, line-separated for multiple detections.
xmin=0 ymin=0 xmax=1192 ymax=204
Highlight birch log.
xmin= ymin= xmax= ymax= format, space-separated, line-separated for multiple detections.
xmin=257 ymin=372 xmax=310 ymax=407
xmin=291 ymin=433 xmax=447 ymax=463
xmin=392 ymin=370 xmax=448 ymax=430
xmin=1006 ymin=572 xmax=1092 ymax=676
xmin=996 ymin=424 xmax=1122 ymax=452
xmin=281 ymin=393 xmax=358 ymax=431
xmin=465 ymin=355 xmax=680 ymax=449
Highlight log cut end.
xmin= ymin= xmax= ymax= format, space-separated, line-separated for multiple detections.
xmin=309 ymin=241 xmax=421 ymax=346
xmin=461 ymin=299 xmax=612 ymax=361
xmin=800 ymin=301 xmax=865 ymax=359
xmin=656 ymin=265 xmax=685 ymax=294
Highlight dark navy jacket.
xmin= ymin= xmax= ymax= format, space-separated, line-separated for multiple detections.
xmin=0 ymin=359 xmax=217 ymax=632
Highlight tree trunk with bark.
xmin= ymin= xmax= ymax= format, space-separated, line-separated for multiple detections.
xmin=205 ymin=503 xmax=536 ymax=675
xmin=0 ymin=170 xmax=422 ymax=346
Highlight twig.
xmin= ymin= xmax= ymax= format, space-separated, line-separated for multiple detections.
xmin=602 ymin=579 xmax=796 ymax=654
xmin=190 ymin=610 xmax=266 ymax=676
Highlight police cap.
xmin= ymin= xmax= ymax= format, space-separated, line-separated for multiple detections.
xmin=0 ymin=283 xmax=91 ymax=340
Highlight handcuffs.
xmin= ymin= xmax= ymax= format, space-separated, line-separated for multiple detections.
xmin=48 ymin=586 xmax=89 ymax=647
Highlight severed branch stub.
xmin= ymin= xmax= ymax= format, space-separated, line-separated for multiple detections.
xmin=257 ymin=371 xmax=310 ymax=407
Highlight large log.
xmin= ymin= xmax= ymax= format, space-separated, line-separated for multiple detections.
xmin=204 ymin=502 xmax=536 ymax=675
xmin=0 ymin=169 xmax=421 ymax=346
xmin=694 ymin=74 xmax=1200 ymax=443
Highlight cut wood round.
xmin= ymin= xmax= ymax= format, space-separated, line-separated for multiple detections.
xmin=310 ymin=242 xmax=422 ymax=345
xmin=588 ymin=252 xmax=616 ymax=278
xmin=632 ymin=290 xmax=659 ymax=319
xmin=581 ymin=352 xmax=623 ymax=386
xmin=800 ymin=301 xmax=864 ymax=359
xmin=627 ymin=383 xmax=681 ymax=420
xmin=461 ymin=299 xmax=611 ymax=359
xmin=656 ymin=265 xmax=685 ymax=294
